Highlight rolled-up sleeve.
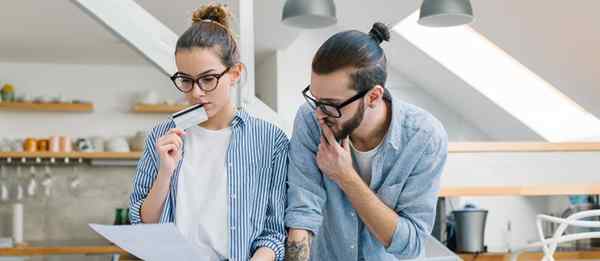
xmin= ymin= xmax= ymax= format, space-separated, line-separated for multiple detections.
xmin=285 ymin=105 xmax=327 ymax=236
xmin=385 ymin=129 xmax=448 ymax=258
xmin=251 ymin=132 xmax=289 ymax=260
xmin=128 ymin=127 xmax=160 ymax=225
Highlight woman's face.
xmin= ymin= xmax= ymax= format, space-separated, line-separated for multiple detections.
xmin=174 ymin=47 xmax=241 ymax=118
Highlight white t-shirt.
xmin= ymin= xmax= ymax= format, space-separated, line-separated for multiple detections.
xmin=176 ymin=125 xmax=231 ymax=259
xmin=350 ymin=140 xmax=383 ymax=185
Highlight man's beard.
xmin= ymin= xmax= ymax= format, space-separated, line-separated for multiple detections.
xmin=324 ymin=100 xmax=365 ymax=141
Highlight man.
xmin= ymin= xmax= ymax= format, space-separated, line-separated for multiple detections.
xmin=284 ymin=23 xmax=448 ymax=261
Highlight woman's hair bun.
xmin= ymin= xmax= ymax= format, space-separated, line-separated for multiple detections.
xmin=368 ymin=22 xmax=390 ymax=45
xmin=191 ymin=3 xmax=232 ymax=30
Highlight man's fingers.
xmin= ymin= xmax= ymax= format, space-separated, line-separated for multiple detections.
xmin=318 ymin=120 xmax=337 ymax=147
xmin=342 ymin=138 xmax=350 ymax=152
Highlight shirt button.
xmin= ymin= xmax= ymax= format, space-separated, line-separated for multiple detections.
xmin=350 ymin=212 xmax=356 ymax=217
xmin=350 ymin=245 xmax=355 ymax=249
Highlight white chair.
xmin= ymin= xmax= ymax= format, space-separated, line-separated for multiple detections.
xmin=510 ymin=209 xmax=600 ymax=261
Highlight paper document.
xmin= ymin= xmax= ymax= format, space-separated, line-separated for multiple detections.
xmin=89 ymin=223 xmax=221 ymax=261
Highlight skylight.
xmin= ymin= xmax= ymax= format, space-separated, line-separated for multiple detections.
xmin=393 ymin=11 xmax=600 ymax=141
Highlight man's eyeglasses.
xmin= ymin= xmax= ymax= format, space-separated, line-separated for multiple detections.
xmin=302 ymin=85 xmax=370 ymax=118
xmin=170 ymin=67 xmax=231 ymax=93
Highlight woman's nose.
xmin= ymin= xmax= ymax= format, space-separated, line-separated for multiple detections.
xmin=190 ymin=82 xmax=206 ymax=97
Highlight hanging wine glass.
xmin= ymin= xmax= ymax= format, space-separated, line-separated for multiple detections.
xmin=0 ymin=164 xmax=9 ymax=202
xmin=41 ymin=164 xmax=54 ymax=198
xmin=15 ymin=165 xmax=24 ymax=202
xmin=26 ymin=165 xmax=38 ymax=198
xmin=68 ymin=158 xmax=83 ymax=197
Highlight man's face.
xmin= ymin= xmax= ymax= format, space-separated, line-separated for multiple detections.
xmin=309 ymin=69 xmax=366 ymax=140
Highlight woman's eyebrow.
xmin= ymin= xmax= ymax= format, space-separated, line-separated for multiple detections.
xmin=195 ymin=69 xmax=218 ymax=77
xmin=176 ymin=69 xmax=218 ymax=78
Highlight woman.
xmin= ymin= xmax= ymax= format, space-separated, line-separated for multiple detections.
xmin=128 ymin=4 xmax=288 ymax=261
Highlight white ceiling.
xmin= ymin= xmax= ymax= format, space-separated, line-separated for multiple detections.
xmin=0 ymin=0 xmax=221 ymax=64
xmin=1 ymin=0 xmax=598 ymax=141
xmin=385 ymin=0 xmax=600 ymax=140
xmin=0 ymin=0 xmax=141 ymax=64
xmin=471 ymin=0 xmax=600 ymax=124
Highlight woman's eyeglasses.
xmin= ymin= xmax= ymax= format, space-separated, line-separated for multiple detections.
xmin=170 ymin=67 xmax=231 ymax=93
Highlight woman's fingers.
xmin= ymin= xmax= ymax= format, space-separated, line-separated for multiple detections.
xmin=158 ymin=143 xmax=177 ymax=156
xmin=157 ymin=133 xmax=183 ymax=149
xmin=167 ymin=128 xmax=186 ymax=137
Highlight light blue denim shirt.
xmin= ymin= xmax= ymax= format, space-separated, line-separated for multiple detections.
xmin=285 ymin=94 xmax=448 ymax=261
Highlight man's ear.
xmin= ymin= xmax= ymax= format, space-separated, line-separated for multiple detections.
xmin=366 ymin=85 xmax=384 ymax=107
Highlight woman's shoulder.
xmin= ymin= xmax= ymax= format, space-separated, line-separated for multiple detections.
xmin=239 ymin=111 xmax=288 ymax=142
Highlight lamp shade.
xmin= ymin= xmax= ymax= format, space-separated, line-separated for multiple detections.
xmin=418 ymin=0 xmax=474 ymax=27
xmin=282 ymin=0 xmax=337 ymax=29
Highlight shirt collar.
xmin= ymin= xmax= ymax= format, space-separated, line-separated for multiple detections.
xmin=383 ymin=89 xmax=403 ymax=151
xmin=230 ymin=109 xmax=250 ymax=128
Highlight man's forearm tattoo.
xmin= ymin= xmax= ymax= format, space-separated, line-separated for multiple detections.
xmin=285 ymin=236 xmax=311 ymax=261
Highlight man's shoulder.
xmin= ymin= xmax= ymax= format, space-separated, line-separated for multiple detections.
xmin=395 ymin=100 xmax=448 ymax=154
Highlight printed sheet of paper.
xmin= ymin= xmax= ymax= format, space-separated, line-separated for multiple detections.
xmin=89 ymin=223 xmax=220 ymax=261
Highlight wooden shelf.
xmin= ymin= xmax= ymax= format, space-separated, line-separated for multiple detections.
xmin=0 ymin=245 xmax=128 ymax=256
xmin=449 ymin=142 xmax=600 ymax=153
xmin=0 ymin=152 xmax=141 ymax=160
xmin=459 ymin=250 xmax=600 ymax=261
xmin=439 ymin=185 xmax=600 ymax=197
xmin=0 ymin=102 xmax=94 ymax=112
xmin=0 ymin=240 xmax=131 ymax=257
xmin=131 ymin=103 xmax=189 ymax=113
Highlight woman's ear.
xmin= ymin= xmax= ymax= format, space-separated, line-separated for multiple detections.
xmin=228 ymin=63 xmax=244 ymax=86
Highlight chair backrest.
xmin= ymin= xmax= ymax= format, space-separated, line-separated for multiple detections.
xmin=510 ymin=209 xmax=600 ymax=261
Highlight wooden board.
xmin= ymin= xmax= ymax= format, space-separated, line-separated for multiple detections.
xmin=439 ymin=185 xmax=600 ymax=197
xmin=0 ymin=245 xmax=128 ymax=256
xmin=449 ymin=142 xmax=600 ymax=153
xmin=0 ymin=152 xmax=141 ymax=160
xmin=459 ymin=250 xmax=600 ymax=261
xmin=131 ymin=103 xmax=189 ymax=113
xmin=0 ymin=102 xmax=94 ymax=112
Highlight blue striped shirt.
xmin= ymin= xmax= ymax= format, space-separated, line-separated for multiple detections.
xmin=129 ymin=110 xmax=288 ymax=260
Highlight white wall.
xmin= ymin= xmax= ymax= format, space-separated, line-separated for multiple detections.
xmin=255 ymin=52 xmax=278 ymax=111
xmin=443 ymin=151 xmax=600 ymax=250
xmin=266 ymin=27 xmax=490 ymax=141
xmin=0 ymin=61 xmax=179 ymax=139
xmin=386 ymin=67 xmax=490 ymax=141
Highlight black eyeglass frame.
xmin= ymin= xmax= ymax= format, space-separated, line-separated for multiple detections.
xmin=302 ymin=85 xmax=371 ymax=118
xmin=170 ymin=67 xmax=231 ymax=93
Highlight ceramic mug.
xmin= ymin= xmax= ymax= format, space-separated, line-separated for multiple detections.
xmin=59 ymin=136 xmax=72 ymax=152
xmin=75 ymin=138 xmax=93 ymax=152
xmin=106 ymin=137 xmax=130 ymax=152
xmin=129 ymin=131 xmax=147 ymax=152
xmin=139 ymin=90 xmax=159 ymax=105
xmin=49 ymin=136 xmax=60 ymax=152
